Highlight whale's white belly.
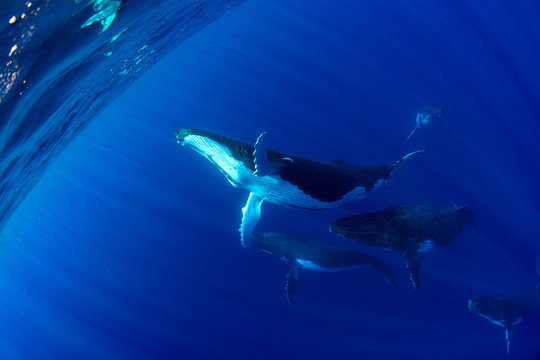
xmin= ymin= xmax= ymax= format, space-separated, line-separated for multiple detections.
xmin=182 ymin=134 xmax=370 ymax=209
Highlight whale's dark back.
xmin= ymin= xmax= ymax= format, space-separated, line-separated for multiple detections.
xmin=177 ymin=128 xmax=396 ymax=202
xmin=330 ymin=205 xmax=475 ymax=250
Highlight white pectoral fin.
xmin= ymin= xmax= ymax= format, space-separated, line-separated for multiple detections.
xmin=505 ymin=328 xmax=511 ymax=354
xmin=239 ymin=193 xmax=264 ymax=247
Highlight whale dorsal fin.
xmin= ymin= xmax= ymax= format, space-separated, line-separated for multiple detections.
xmin=253 ymin=131 xmax=275 ymax=176
xmin=239 ymin=193 xmax=264 ymax=247
xmin=286 ymin=262 xmax=301 ymax=304
xmin=404 ymin=250 xmax=422 ymax=290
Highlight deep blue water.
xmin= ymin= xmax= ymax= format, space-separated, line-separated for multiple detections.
xmin=1 ymin=0 xmax=540 ymax=359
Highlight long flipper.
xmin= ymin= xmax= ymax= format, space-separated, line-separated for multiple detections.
xmin=239 ymin=193 xmax=264 ymax=247
xmin=404 ymin=250 xmax=422 ymax=289
xmin=387 ymin=149 xmax=426 ymax=184
xmin=286 ymin=262 xmax=301 ymax=304
xmin=253 ymin=131 xmax=275 ymax=176
xmin=505 ymin=328 xmax=511 ymax=354
xmin=406 ymin=123 xmax=420 ymax=141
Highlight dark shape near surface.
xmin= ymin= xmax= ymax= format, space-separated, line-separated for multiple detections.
xmin=176 ymin=128 xmax=424 ymax=246
xmin=330 ymin=205 xmax=474 ymax=289
xmin=252 ymin=232 xmax=396 ymax=304
xmin=468 ymin=260 xmax=540 ymax=354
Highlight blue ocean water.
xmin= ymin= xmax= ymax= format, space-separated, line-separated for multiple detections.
xmin=1 ymin=0 xmax=540 ymax=359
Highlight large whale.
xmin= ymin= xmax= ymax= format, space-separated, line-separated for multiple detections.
xmin=176 ymin=128 xmax=423 ymax=246
xmin=252 ymin=232 xmax=396 ymax=304
xmin=330 ymin=205 xmax=475 ymax=289
xmin=468 ymin=260 xmax=540 ymax=354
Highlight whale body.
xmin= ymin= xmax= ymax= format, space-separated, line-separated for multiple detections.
xmin=176 ymin=128 xmax=423 ymax=246
xmin=252 ymin=232 xmax=396 ymax=304
xmin=330 ymin=205 xmax=474 ymax=289
xmin=468 ymin=259 xmax=540 ymax=354
xmin=468 ymin=289 xmax=539 ymax=354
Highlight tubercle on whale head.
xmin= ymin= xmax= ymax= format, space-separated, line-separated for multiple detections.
xmin=175 ymin=128 xmax=193 ymax=144
xmin=176 ymin=128 xmax=218 ymax=144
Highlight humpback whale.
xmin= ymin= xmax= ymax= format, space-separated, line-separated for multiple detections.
xmin=176 ymin=128 xmax=424 ymax=246
xmin=406 ymin=105 xmax=444 ymax=141
xmin=468 ymin=260 xmax=540 ymax=354
xmin=329 ymin=205 xmax=475 ymax=289
xmin=252 ymin=232 xmax=396 ymax=304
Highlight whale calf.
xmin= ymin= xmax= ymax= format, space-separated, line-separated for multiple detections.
xmin=330 ymin=205 xmax=474 ymax=289
xmin=176 ymin=128 xmax=423 ymax=246
xmin=468 ymin=259 xmax=540 ymax=354
xmin=252 ymin=232 xmax=396 ymax=304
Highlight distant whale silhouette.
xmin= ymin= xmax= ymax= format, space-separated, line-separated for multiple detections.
xmin=176 ymin=128 xmax=423 ymax=246
xmin=406 ymin=105 xmax=444 ymax=141
xmin=252 ymin=232 xmax=396 ymax=304
xmin=329 ymin=205 xmax=475 ymax=289
xmin=468 ymin=259 xmax=540 ymax=354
